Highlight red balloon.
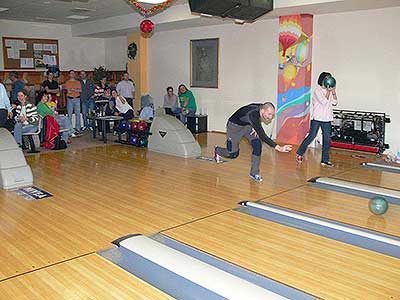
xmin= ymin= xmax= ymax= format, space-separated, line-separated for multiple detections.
xmin=140 ymin=19 xmax=155 ymax=34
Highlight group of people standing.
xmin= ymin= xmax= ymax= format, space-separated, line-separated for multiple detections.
xmin=0 ymin=86 xmax=68 ymax=148
xmin=63 ymin=69 xmax=95 ymax=133
xmin=0 ymin=71 xmax=52 ymax=147
xmin=36 ymin=70 xmax=135 ymax=135
xmin=1 ymin=70 xmax=337 ymax=175
xmin=0 ymin=70 xmax=137 ymax=148
xmin=93 ymin=73 xmax=135 ymax=122
xmin=163 ymin=84 xmax=197 ymax=124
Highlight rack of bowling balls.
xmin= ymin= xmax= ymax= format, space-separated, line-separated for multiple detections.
xmin=117 ymin=119 xmax=151 ymax=147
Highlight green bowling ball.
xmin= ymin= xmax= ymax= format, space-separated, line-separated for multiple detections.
xmin=368 ymin=197 xmax=389 ymax=215
xmin=323 ymin=76 xmax=336 ymax=88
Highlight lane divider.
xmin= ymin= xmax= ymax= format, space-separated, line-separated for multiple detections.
xmin=361 ymin=162 xmax=400 ymax=173
xmin=309 ymin=177 xmax=400 ymax=198
xmin=240 ymin=201 xmax=400 ymax=247
xmin=117 ymin=235 xmax=290 ymax=300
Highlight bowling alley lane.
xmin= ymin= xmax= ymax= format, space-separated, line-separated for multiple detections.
xmin=164 ymin=210 xmax=400 ymax=300
xmin=332 ymin=167 xmax=400 ymax=191
xmin=257 ymin=185 xmax=400 ymax=238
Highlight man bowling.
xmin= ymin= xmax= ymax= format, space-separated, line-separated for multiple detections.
xmin=214 ymin=102 xmax=292 ymax=182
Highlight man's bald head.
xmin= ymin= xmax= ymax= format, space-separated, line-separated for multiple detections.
xmin=262 ymin=102 xmax=275 ymax=110
xmin=260 ymin=102 xmax=276 ymax=123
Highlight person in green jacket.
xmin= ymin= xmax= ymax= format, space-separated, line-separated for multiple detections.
xmin=178 ymin=84 xmax=197 ymax=124
xmin=37 ymin=93 xmax=77 ymax=141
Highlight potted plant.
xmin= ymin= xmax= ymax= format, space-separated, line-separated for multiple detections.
xmin=93 ymin=65 xmax=109 ymax=82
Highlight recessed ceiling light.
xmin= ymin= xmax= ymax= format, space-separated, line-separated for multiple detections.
xmin=71 ymin=7 xmax=96 ymax=12
xmin=36 ymin=17 xmax=57 ymax=21
xmin=138 ymin=1 xmax=165 ymax=4
xmin=0 ymin=7 xmax=9 ymax=12
xmin=66 ymin=15 xmax=90 ymax=19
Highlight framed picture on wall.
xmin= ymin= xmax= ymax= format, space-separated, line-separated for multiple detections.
xmin=190 ymin=38 xmax=219 ymax=88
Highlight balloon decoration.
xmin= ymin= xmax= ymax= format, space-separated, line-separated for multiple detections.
xmin=296 ymin=40 xmax=309 ymax=67
xmin=127 ymin=1 xmax=175 ymax=35
xmin=283 ymin=64 xmax=297 ymax=80
xmin=279 ymin=15 xmax=302 ymax=57
xmin=140 ymin=19 xmax=155 ymax=34
xmin=128 ymin=0 xmax=175 ymax=16
xmin=282 ymin=64 xmax=297 ymax=89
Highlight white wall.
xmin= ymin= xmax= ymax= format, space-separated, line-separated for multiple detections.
xmin=149 ymin=20 xmax=279 ymax=132
xmin=105 ymin=36 xmax=127 ymax=71
xmin=313 ymin=7 xmax=400 ymax=151
xmin=0 ymin=20 xmax=105 ymax=71
xmin=149 ymin=7 xmax=400 ymax=150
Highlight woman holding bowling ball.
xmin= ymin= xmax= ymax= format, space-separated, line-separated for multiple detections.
xmin=296 ymin=72 xmax=338 ymax=167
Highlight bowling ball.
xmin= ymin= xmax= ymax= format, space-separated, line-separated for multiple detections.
xmin=368 ymin=197 xmax=389 ymax=215
xmin=130 ymin=135 xmax=138 ymax=145
xmin=323 ymin=76 xmax=336 ymax=88
xmin=132 ymin=121 xmax=139 ymax=131
xmin=126 ymin=122 xmax=132 ymax=130
xmin=139 ymin=137 xmax=148 ymax=147
xmin=138 ymin=121 xmax=147 ymax=132
xmin=119 ymin=121 xmax=127 ymax=130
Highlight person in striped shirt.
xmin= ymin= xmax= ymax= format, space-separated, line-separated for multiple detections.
xmin=13 ymin=90 xmax=39 ymax=147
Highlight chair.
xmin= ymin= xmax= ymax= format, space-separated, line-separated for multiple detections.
xmin=22 ymin=117 xmax=42 ymax=153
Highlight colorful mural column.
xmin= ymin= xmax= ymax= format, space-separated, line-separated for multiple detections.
xmin=276 ymin=14 xmax=313 ymax=145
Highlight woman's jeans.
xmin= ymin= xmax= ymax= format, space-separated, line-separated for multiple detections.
xmin=296 ymin=120 xmax=332 ymax=163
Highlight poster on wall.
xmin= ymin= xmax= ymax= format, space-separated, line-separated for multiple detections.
xmin=2 ymin=36 xmax=59 ymax=70
xmin=190 ymin=38 xmax=219 ymax=88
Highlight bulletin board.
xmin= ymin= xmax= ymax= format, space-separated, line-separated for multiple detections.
xmin=2 ymin=37 xmax=59 ymax=70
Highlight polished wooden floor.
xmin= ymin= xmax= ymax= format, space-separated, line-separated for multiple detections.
xmin=0 ymin=133 xmax=398 ymax=299
xmin=0 ymin=254 xmax=173 ymax=300
xmin=260 ymin=185 xmax=400 ymax=237
xmin=164 ymin=211 xmax=400 ymax=300
xmin=333 ymin=167 xmax=400 ymax=191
